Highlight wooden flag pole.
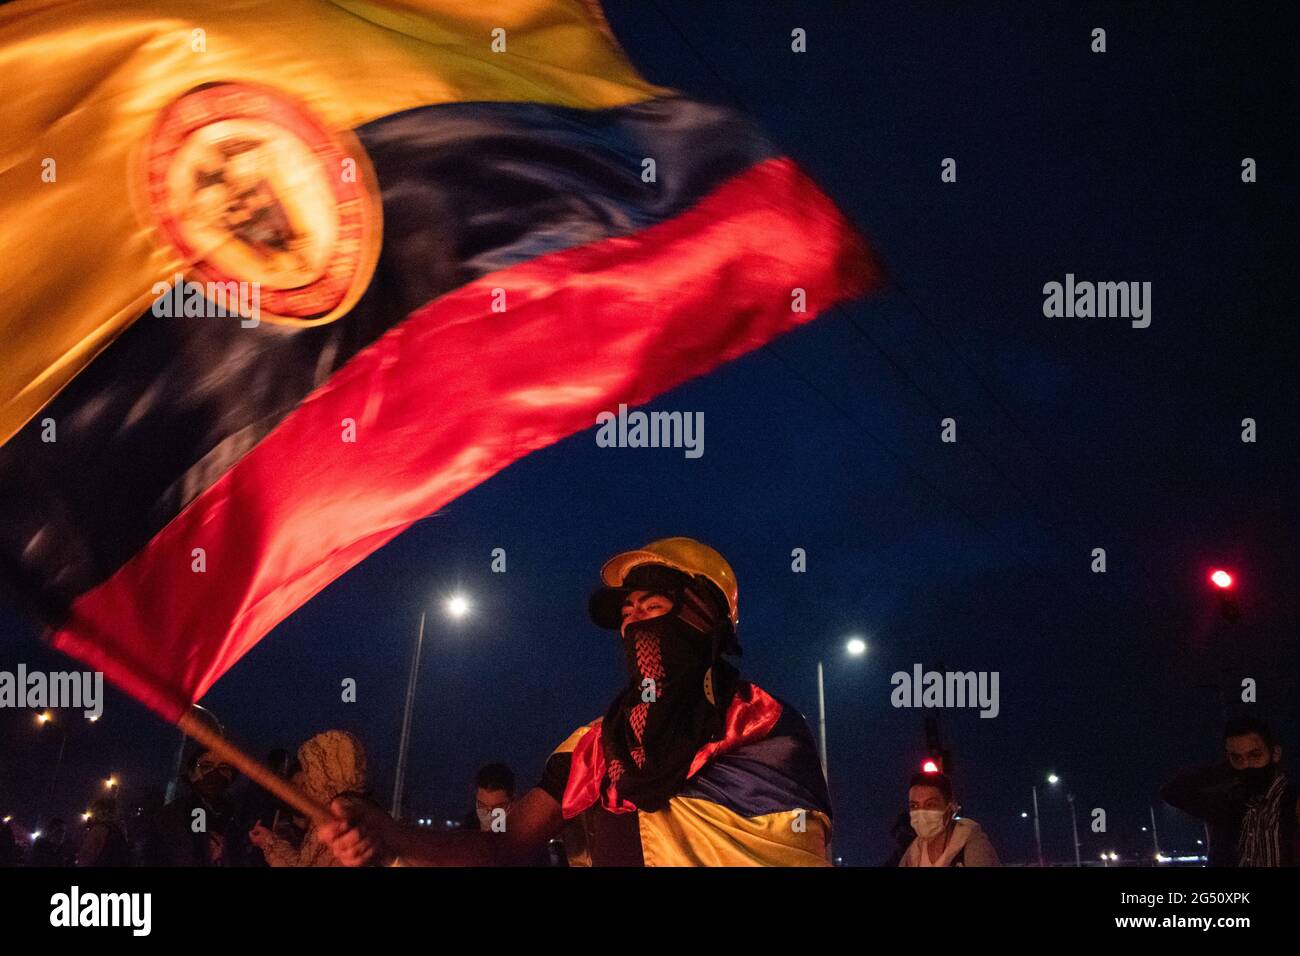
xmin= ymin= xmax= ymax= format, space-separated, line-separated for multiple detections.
xmin=176 ymin=707 xmax=332 ymax=826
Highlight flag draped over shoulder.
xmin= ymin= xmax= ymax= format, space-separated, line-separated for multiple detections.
xmin=0 ymin=0 xmax=882 ymax=720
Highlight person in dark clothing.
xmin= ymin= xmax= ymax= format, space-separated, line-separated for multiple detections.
xmin=141 ymin=748 xmax=247 ymax=866
xmin=29 ymin=817 xmax=74 ymax=867
xmin=1162 ymin=716 xmax=1300 ymax=867
xmin=322 ymin=538 xmax=832 ymax=867
xmin=77 ymin=798 xmax=131 ymax=867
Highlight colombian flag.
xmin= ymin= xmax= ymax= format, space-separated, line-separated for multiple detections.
xmin=0 ymin=0 xmax=881 ymax=720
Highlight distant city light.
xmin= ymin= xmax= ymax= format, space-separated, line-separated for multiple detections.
xmin=845 ymin=637 xmax=867 ymax=656
xmin=105 ymin=776 xmax=118 ymax=789
xmin=1047 ymin=773 xmax=1060 ymax=785
xmin=36 ymin=712 xmax=51 ymax=725
xmin=86 ymin=714 xmax=100 ymax=723
xmin=1020 ymin=812 xmax=1029 ymax=819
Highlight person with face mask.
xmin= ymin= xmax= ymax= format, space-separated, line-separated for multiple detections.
xmin=898 ymin=771 xmax=999 ymax=867
xmin=321 ymin=537 xmax=832 ymax=866
xmin=140 ymin=748 xmax=244 ymax=866
xmin=461 ymin=763 xmax=515 ymax=833
xmin=1162 ymin=717 xmax=1300 ymax=867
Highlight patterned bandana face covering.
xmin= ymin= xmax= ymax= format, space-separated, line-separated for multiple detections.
xmin=601 ymin=599 xmax=737 ymax=812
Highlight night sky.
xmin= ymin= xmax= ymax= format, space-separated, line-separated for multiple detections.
xmin=1 ymin=1 xmax=1296 ymax=866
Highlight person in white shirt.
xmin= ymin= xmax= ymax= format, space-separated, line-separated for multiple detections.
xmin=899 ymin=770 xmax=1000 ymax=867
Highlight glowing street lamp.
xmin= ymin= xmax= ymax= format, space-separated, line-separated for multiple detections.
xmin=36 ymin=711 xmax=52 ymax=725
xmin=104 ymin=775 xmax=118 ymax=790
xmin=1031 ymin=773 xmax=1063 ymax=866
xmin=394 ymin=589 xmax=476 ymax=820
xmin=444 ymin=593 xmax=472 ymax=619
xmin=815 ymin=636 xmax=870 ymax=776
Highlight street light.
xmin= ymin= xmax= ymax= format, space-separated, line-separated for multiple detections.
xmin=105 ymin=775 xmax=118 ymax=790
xmin=815 ymin=636 xmax=868 ymax=777
xmin=445 ymin=593 xmax=471 ymax=619
xmin=393 ymin=590 xmax=475 ymax=820
xmin=1031 ymin=773 xmax=1061 ymax=866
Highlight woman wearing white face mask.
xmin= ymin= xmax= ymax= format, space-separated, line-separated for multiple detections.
xmin=899 ymin=771 xmax=1000 ymax=867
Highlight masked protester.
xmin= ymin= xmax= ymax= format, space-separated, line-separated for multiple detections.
xmin=140 ymin=748 xmax=244 ymax=866
xmin=898 ymin=771 xmax=999 ymax=867
xmin=462 ymin=763 xmax=515 ymax=832
xmin=321 ymin=537 xmax=833 ymax=866
xmin=1162 ymin=717 xmax=1300 ymax=866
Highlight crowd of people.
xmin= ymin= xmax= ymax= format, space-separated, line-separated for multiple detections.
xmin=3 ymin=539 xmax=1295 ymax=868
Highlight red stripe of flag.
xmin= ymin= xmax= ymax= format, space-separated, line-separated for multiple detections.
xmin=51 ymin=157 xmax=882 ymax=719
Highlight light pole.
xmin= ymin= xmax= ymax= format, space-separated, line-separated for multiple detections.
xmin=392 ymin=592 xmax=471 ymax=820
xmin=1148 ymin=806 xmax=1162 ymax=859
xmin=1031 ymin=773 xmax=1060 ymax=866
xmin=1066 ymin=792 xmax=1082 ymax=867
xmin=815 ymin=636 xmax=867 ymax=777
xmin=392 ymin=609 xmax=427 ymax=820
xmin=36 ymin=712 xmax=67 ymax=808
xmin=1031 ymin=786 xmax=1044 ymax=866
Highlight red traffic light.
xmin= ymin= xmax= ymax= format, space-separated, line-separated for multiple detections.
xmin=1209 ymin=569 xmax=1234 ymax=590
xmin=921 ymin=759 xmax=940 ymax=774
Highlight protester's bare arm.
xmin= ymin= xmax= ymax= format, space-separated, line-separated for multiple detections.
xmin=321 ymin=787 xmax=563 ymax=866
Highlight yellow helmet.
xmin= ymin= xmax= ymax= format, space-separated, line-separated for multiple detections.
xmin=596 ymin=536 xmax=738 ymax=627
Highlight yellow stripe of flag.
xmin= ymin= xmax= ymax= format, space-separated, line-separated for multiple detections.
xmin=0 ymin=0 xmax=664 ymax=445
